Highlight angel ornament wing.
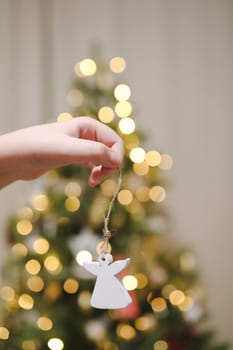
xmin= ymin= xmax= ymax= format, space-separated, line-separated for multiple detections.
xmin=83 ymin=253 xmax=132 ymax=309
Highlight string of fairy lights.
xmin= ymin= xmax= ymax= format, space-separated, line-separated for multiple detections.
xmin=0 ymin=56 xmax=200 ymax=350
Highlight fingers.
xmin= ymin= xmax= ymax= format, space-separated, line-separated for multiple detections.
xmin=88 ymin=165 xmax=116 ymax=187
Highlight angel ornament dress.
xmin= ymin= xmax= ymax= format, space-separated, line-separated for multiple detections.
xmin=83 ymin=253 xmax=132 ymax=309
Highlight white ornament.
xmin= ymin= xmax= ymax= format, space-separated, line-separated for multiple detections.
xmin=83 ymin=253 xmax=132 ymax=309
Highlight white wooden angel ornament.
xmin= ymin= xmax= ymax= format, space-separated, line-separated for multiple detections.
xmin=83 ymin=253 xmax=132 ymax=309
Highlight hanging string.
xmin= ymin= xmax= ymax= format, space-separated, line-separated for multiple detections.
xmin=100 ymin=168 xmax=122 ymax=255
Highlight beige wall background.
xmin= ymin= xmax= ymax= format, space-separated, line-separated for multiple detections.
xmin=0 ymin=0 xmax=232 ymax=345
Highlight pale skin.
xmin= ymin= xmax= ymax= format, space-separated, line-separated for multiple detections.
xmin=0 ymin=117 xmax=124 ymax=190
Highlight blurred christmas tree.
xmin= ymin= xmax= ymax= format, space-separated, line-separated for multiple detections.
xmin=0 ymin=53 xmax=229 ymax=350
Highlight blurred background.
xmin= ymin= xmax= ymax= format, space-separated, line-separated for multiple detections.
xmin=0 ymin=0 xmax=232 ymax=346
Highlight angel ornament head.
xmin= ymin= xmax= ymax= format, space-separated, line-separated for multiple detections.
xmin=83 ymin=253 xmax=132 ymax=309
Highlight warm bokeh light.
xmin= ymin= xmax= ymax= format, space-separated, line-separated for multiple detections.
xmin=98 ymin=106 xmax=114 ymax=123
xmin=178 ymin=296 xmax=194 ymax=311
xmin=116 ymin=324 xmax=136 ymax=341
xmin=125 ymin=134 xmax=139 ymax=150
xmin=25 ymin=259 xmax=41 ymax=275
xmin=32 ymin=194 xmax=49 ymax=211
xmin=162 ymin=284 xmax=176 ymax=299
xmin=109 ymin=56 xmax=126 ymax=73
xmin=0 ymin=327 xmax=10 ymax=340
xmin=114 ymin=84 xmax=131 ymax=101
xmin=119 ymin=117 xmax=135 ymax=134
xmin=145 ymin=150 xmax=161 ymax=167
xmin=169 ymin=289 xmax=185 ymax=306
xmin=122 ymin=275 xmax=138 ymax=291
xmin=149 ymin=186 xmax=166 ymax=203
xmin=115 ymin=101 xmax=132 ymax=118
xmin=117 ymin=189 xmax=133 ymax=206
xmin=11 ymin=243 xmax=28 ymax=256
xmin=76 ymin=250 xmax=92 ymax=266
xmin=65 ymin=181 xmax=82 ymax=197
xmin=135 ymin=273 xmax=148 ymax=289
xmin=18 ymin=294 xmax=34 ymax=310
xmin=180 ymin=251 xmax=196 ymax=272
xmin=17 ymin=206 xmax=33 ymax=219
xmin=65 ymin=196 xmax=80 ymax=212
xmin=133 ymin=161 xmax=149 ymax=176
xmin=44 ymin=255 xmax=62 ymax=274
xmin=66 ymin=89 xmax=84 ymax=107
xmin=135 ymin=314 xmax=156 ymax=331
xmin=135 ymin=186 xmax=150 ymax=202
xmin=79 ymin=58 xmax=97 ymax=76
xmin=151 ymin=297 xmax=167 ymax=313
xmin=37 ymin=316 xmax=53 ymax=331
xmin=16 ymin=219 xmax=32 ymax=235
xmin=159 ymin=154 xmax=173 ymax=170
xmin=27 ymin=276 xmax=44 ymax=292
xmin=33 ymin=237 xmax=50 ymax=255
xmin=129 ymin=147 xmax=146 ymax=163
xmin=63 ymin=278 xmax=79 ymax=294
xmin=57 ymin=112 xmax=73 ymax=122
xmin=77 ymin=290 xmax=92 ymax=310
xmin=48 ymin=337 xmax=64 ymax=350
xmin=0 ymin=286 xmax=15 ymax=302
xmin=22 ymin=340 xmax=37 ymax=350
xmin=154 ymin=340 xmax=168 ymax=350
xmin=100 ymin=179 xmax=117 ymax=197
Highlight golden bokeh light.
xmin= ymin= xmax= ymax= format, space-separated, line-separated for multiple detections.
xmin=129 ymin=147 xmax=146 ymax=163
xmin=77 ymin=290 xmax=92 ymax=310
xmin=159 ymin=154 xmax=173 ymax=170
xmin=11 ymin=243 xmax=28 ymax=256
xmin=16 ymin=219 xmax=32 ymax=235
xmin=169 ymin=289 xmax=185 ymax=306
xmin=66 ymin=89 xmax=84 ymax=107
xmin=32 ymin=194 xmax=49 ymax=211
xmin=33 ymin=238 xmax=50 ymax=255
xmin=17 ymin=206 xmax=33 ymax=219
xmin=151 ymin=297 xmax=167 ymax=313
xmin=119 ymin=117 xmax=135 ymax=134
xmin=18 ymin=294 xmax=34 ymax=310
xmin=180 ymin=252 xmax=196 ymax=272
xmin=135 ymin=186 xmax=150 ymax=202
xmin=125 ymin=134 xmax=139 ymax=150
xmin=114 ymin=84 xmax=131 ymax=101
xmin=100 ymin=179 xmax=117 ymax=197
xmin=65 ymin=196 xmax=80 ymax=212
xmin=133 ymin=161 xmax=149 ymax=176
xmin=0 ymin=286 xmax=15 ymax=302
xmin=98 ymin=106 xmax=114 ymax=123
xmin=57 ymin=112 xmax=73 ymax=122
xmin=109 ymin=56 xmax=126 ymax=73
xmin=48 ymin=337 xmax=64 ymax=350
xmin=25 ymin=259 xmax=41 ymax=275
xmin=103 ymin=341 xmax=119 ymax=350
xmin=63 ymin=278 xmax=79 ymax=294
xmin=115 ymin=101 xmax=132 ymax=118
xmin=126 ymin=199 xmax=145 ymax=219
xmin=146 ymin=150 xmax=161 ymax=167
xmin=0 ymin=327 xmax=10 ymax=340
xmin=22 ymin=340 xmax=37 ymax=350
xmin=27 ymin=276 xmax=44 ymax=292
xmin=178 ymin=296 xmax=194 ymax=311
xmin=154 ymin=340 xmax=168 ymax=350
xmin=116 ymin=324 xmax=136 ymax=341
xmin=122 ymin=275 xmax=138 ymax=291
xmin=117 ymin=189 xmax=133 ymax=206
xmin=44 ymin=255 xmax=62 ymax=275
xmin=162 ymin=284 xmax=176 ymax=299
xmin=135 ymin=314 xmax=156 ymax=331
xmin=135 ymin=273 xmax=148 ymax=289
xmin=65 ymin=182 xmax=82 ymax=197
xmin=37 ymin=316 xmax=53 ymax=331
xmin=79 ymin=58 xmax=97 ymax=76
xmin=76 ymin=250 xmax=92 ymax=266
xmin=149 ymin=186 xmax=166 ymax=203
